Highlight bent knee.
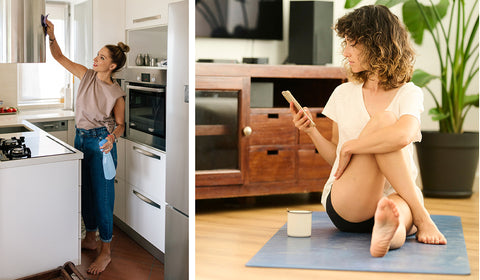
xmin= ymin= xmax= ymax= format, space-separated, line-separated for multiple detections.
xmin=369 ymin=111 xmax=397 ymax=129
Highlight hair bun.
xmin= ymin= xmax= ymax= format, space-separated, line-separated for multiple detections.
xmin=117 ymin=42 xmax=130 ymax=53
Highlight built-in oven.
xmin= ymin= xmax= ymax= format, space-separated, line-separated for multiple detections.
xmin=125 ymin=68 xmax=167 ymax=151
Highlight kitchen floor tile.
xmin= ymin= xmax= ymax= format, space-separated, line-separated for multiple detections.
xmin=77 ymin=225 xmax=164 ymax=280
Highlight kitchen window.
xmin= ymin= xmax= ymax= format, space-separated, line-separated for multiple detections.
xmin=17 ymin=2 xmax=70 ymax=108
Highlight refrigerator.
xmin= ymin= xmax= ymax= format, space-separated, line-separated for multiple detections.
xmin=165 ymin=1 xmax=189 ymax=280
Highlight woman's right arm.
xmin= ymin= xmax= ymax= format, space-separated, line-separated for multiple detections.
xmin=290 ymin=102 xmax=337 ymax=166
xmin=46 ymin=19 xmax=87 ymax=79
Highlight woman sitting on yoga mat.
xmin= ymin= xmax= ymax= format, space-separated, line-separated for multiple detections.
xmin=290 ymin=5 xmax=446 ymax=257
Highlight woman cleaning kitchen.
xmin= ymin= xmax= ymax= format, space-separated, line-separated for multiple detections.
xmin=45 ymin=19 xmax=128 ymax=275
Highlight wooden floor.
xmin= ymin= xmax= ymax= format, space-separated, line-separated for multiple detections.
xmin=195 ymin=192 xmax=479 ymax=280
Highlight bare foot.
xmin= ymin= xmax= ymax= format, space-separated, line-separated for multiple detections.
xmin=81 ymin=238 xmax=98 ymax=250
xmin=87 ymin=252 xmax=111 ymax=275
xmin=370 ymin=197 xmax=400 ymax=257
xmin=415 ymin=215 xmax=447 ymax=245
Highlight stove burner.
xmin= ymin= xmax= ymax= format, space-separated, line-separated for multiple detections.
xmin=0 ymin=136 xmax=31 ymax=160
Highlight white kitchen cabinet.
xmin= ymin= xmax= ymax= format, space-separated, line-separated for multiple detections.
xmin=125 ymin=140 xmax=166 ymax=203
xmin=126 ymin=183 xmax=165 ymax=252
xmin=0 ymin=159 xmax=81 ymax=279
xmin=123 ymin=139 xmax=166 ymax=252
xmin=114 ymin=138 xmax=126 ymax=222
xmin=116 ymin=137 xmax=126 ymax=180
xmin=114 ymin=177 xmax=126 ymax=222
xmin=125 ymin=0 xmax=168 ymax=30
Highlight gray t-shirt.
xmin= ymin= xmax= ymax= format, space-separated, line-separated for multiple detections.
xmin=75 ymin=69 xmax=125 ymax=132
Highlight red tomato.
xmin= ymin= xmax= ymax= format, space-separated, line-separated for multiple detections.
xmin=6 ymin=108 xmax=13 ymax=113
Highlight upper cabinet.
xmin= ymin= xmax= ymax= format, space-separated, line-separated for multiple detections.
xmin=125 ymin=0 xmax=181 ymax=30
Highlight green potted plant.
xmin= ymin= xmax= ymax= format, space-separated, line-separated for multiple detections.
xmin=345 ymin=0 xmax=479 ymax=197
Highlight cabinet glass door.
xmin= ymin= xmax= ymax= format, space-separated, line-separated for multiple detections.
xmin=196 ymin=90 xmax=239 ymax=170
xmin=195 ymin=76 xmax=249 ymax=189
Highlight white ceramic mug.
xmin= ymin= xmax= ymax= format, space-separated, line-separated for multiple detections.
xmin=287 ymin=210 xmax=312 ymax=237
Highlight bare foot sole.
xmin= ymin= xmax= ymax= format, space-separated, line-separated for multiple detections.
xmin=81 ymin=238 xmax=98 ymax=250
xmin=415 ymin=217 xmax=447 ymax=245
xmin=87 ymin=253 xmax=111 ymax=275
xmin=370 ymin=197 xmax=400 ymax=257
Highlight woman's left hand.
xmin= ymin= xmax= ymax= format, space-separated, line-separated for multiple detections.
xmin=100 ymin=136 xmax=114 ymax=154
xmin=334 ymin=141 xmax=353 ymax=179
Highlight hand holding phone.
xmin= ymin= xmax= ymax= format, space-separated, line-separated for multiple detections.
xmin=282 ymin=90 xmax=316 ymax=127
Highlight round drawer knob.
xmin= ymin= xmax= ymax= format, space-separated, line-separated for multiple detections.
xmin=243 ymin=126 xmax=252 ymax=136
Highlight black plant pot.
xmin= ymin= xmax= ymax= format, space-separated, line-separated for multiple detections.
xmin=415 ymin=131 xmax=479 ymax=198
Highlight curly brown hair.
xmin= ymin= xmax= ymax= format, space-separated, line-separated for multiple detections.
xmin=334 ymin=5 xmax=415 ymax=90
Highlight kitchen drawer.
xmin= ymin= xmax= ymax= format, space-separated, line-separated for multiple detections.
xmin=114 ymin=178 xmax=126 ymax=222
xmin=248 ymin=146 xmax=296 ymax=183
xmin=299 ymin=108 xmax=333 ymax=145
xmin=249 ymin=108 xmax=296 ymax=145
xmin=126 ymin=184 xmax=165 ymax=252
xmin=297 ymin=148 xmax=332 ymax=180
xmin=125 ymin=140 xmax=166 ymax=203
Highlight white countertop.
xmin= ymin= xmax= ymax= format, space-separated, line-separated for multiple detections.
xmin=0 ymin=108 xmax=75 ymax=124
xmin=0 ymin=109 xmax=82 ymax=168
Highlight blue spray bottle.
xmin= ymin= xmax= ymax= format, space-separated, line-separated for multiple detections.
xmin=99 ymin=139 xmax=116 ymax=180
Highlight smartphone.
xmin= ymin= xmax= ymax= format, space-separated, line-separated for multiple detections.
xmin=282 ymin=90 xmax=316 ymax=127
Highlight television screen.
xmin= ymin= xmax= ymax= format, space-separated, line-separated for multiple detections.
xmin=195 ymin=0 xmax=283 ymax=40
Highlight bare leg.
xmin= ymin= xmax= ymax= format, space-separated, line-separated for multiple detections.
xmin=82 ymin=231 xmax=98 ymax=250
xmin=87 ymin=241 xmax=112 ymax=275
xmin=374 ymin=129 xmax=446 ymax=245
xmin=331 ymin=112 xmax=445 ymax=257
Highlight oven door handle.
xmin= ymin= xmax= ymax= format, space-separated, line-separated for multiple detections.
xmin=127 ymin=85 xmax=165 ymax=93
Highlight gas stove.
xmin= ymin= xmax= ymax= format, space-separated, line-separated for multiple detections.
xmin=0 ymin=134 xmax=74 ymax=162
xmin=0 ymin=136 xmax=32 ymax=160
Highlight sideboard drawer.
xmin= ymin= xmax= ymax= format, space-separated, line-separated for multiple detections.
xmin=297 ymin=148 xmax=332 ymax=180
xmin=249 ymin=109 xmax=296 ymax=146
xmin=299 ymin=109 xmax=333 ymax=145
xmin=248 ymin=146 xmax=296 ymax=183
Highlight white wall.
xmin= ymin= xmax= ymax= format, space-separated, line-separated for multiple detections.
xmin=0 ymin=64 xmax=18 ymax=108
xmin=92 ymin=0 xmax=126 ymax=56
xmin=195 ymin=0 xmax=479 ymax=132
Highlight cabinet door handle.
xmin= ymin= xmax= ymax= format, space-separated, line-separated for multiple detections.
xmin=133 ymin=190 xmax=161 ymax=210
xmin=243 ymin=126 xmax=252 ymax=136
xmin=133 ymin=15 xmax=162 ymax=24
xmin=133 ymin=146 xmax=161 ymax=160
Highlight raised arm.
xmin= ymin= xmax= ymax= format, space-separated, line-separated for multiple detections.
xmin=46 ymin=19 xmax=87 ymax=79
xmin=290 ymin=102 xmax=337 ymax=166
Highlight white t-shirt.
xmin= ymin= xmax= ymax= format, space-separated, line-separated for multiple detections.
xmin=320 ymin=82 xmax=424 ymax=206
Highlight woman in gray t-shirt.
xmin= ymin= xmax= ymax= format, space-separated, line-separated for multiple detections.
xmin=46 ymin=19 xmax=128 ymax=275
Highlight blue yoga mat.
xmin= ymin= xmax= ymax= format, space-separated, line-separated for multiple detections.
xmin=246 ymin=212 xmax=470 ymax=275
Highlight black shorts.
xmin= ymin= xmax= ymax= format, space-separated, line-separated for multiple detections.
xmin=325 ymin=191 xmax=374 ymax=233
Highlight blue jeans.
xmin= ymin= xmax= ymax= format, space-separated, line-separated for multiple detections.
xmin=75 ymin=126 xmax=117 ymax=243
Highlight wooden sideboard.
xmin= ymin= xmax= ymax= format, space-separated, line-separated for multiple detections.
xmin=195 ymin=63 xmax=347 ymax=199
